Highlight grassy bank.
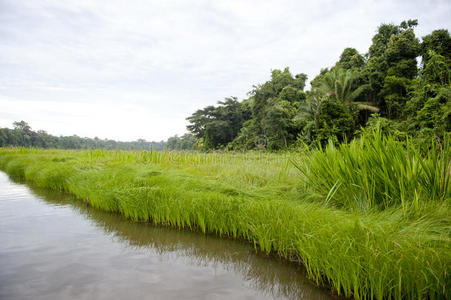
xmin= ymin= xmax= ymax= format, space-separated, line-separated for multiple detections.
xmin=0 ymin=138 xmax=449 ymax=299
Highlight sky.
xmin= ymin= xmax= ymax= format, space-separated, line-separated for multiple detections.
xmin=1 ymin=0 xmax=450 ymax=142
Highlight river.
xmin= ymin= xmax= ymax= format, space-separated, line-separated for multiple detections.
xmin=0 ymin=171 xmax=336 ymax=300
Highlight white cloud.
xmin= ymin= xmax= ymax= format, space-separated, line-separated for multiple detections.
xmin=0 ymin=0 xmax=450 ymax=141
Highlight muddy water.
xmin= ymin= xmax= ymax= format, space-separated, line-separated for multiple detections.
xmin=0 ymin=172 xmax=336 ymax=300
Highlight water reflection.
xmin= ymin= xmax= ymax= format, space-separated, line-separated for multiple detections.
xmin=3 ymin=174 xmax=339 ymax=300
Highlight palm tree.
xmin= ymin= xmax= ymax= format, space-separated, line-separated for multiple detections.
xmin=294 ymin=93 xmax=323 ymax=143
xmin=318 ymin=68 xmax=379 ymax=112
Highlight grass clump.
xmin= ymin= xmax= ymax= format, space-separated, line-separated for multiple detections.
xmin=294 ymin=129 xmax=450 ymax=211
xmin=0 ymin=141 xmax=449 ymax=300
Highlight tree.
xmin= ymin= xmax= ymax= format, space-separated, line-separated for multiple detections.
xmin=186 ymin=97 xmax=249 ymax=149
xmin=380 ymin=76 xmax=412 ymax=118
xmin=421 ymin=29 xmax=451 ymax=67
xmin=295 ymin=93 xmax=356 ymax=146
xmin=404 ymin=49 xmax=451 ymax=140
xmin=315 ymin=98 xmax=356 ymax=144
xmin=0 ymin=121 xmax=169 ymax=150
xmin=363 ymin=20 xmax=420 ymax=115
xmin=316 ymin=68 xmax=378 ymax=113
xmin=13 ymin=120 xmax=31 ymax=132
xmin=186 ymin=106 xmax=217 ymax=139
xmin=421 ymin=50 xmax=450 ymax=85
xmin=385 ymin=27 xmax=420 ymax=78
xmin=230 ymin=68 xmax=308 ymax=150
xmin=166 ymin=134 xmax=197 ymax=150
xmin=337 ymin=48 xmax=365 ymax=70
xmin=262 ymin=98 xmax=297 ymax=149
xmin=295 ymin=92 xmax=323 ymax=145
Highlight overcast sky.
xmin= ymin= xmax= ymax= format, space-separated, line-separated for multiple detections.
xmin=0 ymin=0 xmax=450 ymax=141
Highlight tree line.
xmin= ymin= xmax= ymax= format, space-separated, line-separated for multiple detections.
xmin=185 ymin=20 xmax=450 ymax=150
xmin=0 ymin=121 xmax=167 ymax=150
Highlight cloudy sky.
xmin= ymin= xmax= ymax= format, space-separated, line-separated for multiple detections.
xmin=1 ymin=0 xmax=450 ymax=141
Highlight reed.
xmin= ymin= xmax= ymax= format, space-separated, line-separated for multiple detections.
xmin=0 ymin=140 xmax=449 ymax=300
xmin=293 ymin=129 xmax=451 ymax=211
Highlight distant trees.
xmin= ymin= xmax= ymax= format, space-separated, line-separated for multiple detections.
xmin=0 ymin=121 xmax=167 ymax=150
xmin=166 ymin=133 xmax=197 ymax=150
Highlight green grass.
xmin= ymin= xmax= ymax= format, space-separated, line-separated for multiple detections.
xmin=293 ymin=130 xmax=451 ymax=211
xmin=0 ymin=137 xmax=449 ymax=300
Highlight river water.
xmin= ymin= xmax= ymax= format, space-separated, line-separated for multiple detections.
xmin=0 ymin=171 xmax=336 ymax=300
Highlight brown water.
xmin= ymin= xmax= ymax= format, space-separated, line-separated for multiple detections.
xmin=0 ymin=171 xmax=337 ymax=300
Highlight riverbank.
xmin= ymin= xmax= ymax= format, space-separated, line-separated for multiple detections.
xmin=0 ymin=172 xmax=334 ymax=300
xmin=0 ymin=143 xmax=449 ymax=299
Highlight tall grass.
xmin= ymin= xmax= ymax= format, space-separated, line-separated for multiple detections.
xmin=294 ymin=130 xmax=451 ymax=211
xmin=0 ymin=144 xmax=449 ymax=299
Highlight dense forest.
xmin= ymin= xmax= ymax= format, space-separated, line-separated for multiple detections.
xmin=0 ymin=121 xmax=166 ymax=150
xmin=185 ymin=20 xmax=450 ymax=150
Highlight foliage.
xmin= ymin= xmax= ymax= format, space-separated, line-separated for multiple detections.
xmin=296 ymin=96 xmax=357 ymax=146
xmin=337 ymin=47 xmax=365 ymax=70
xmin=165 ymin=133 xmax=197 ymax=150
xmin=404 ymin=48 xmax=451 ymax=147
xmin=186 ymin=97 xmax=250 ymax=149
xmin=186 ymin=20 xmax=448 ymax=150
xmin=358 ymin=113 xmax=406 ymax=140
xmin=0 ymin=121 xmax=167 ymax=150
xmin=187 ymin=68 xmax=308 ymax=150
xmin=362 ymin=20 xmax=420 ymax=116
xmin=421 ymin=29 xmax=451 ymax=66
xmin=380 ymin=75 xmax=411 ymax=118
xmin=293 ymin=129 xmax=450 ymax=211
